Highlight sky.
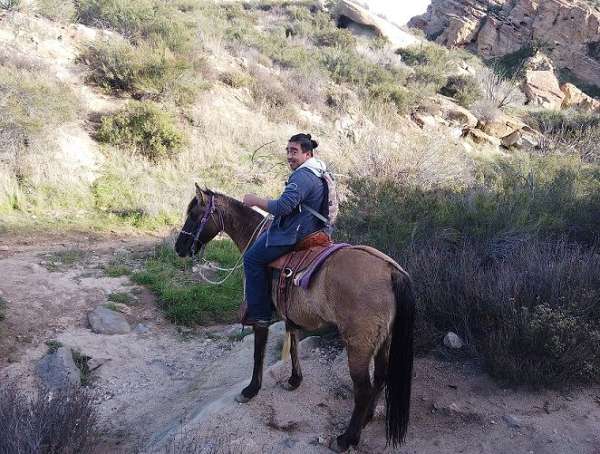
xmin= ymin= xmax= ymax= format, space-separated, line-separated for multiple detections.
xmin=364 ymin=0 xmax=431 ymax=26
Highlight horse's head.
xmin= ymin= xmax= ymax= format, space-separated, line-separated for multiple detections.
xmin=175 ymin=184 xmax=223 ymax=257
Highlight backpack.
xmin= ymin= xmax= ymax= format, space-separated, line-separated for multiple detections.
xmin=302 ymin=170 xmax=339 ymax=228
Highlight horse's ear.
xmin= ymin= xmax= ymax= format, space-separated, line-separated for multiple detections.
xmin=195 ymin=182 xmax=205 ymax=203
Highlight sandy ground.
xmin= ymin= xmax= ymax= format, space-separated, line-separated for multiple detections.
xmin=1 ymin=235 xmax=599 ymax=454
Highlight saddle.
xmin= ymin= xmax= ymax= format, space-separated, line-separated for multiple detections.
xmin=239 ymin=231 xmax=349 ymax=325
xmin=269 ymin=231 xmax=350 ymax=321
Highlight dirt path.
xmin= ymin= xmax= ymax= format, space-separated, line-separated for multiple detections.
xmin=1 ymin=236 xmax=599 ymax=454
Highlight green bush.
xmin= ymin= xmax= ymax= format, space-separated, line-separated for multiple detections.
xmin=96 ymin=101 xmax=184 ymax=161
xmin=439 ymin=74 xmax=482 ymax=108
xmin=0 ymin=65 xmax=79 ymax=141
xmin=79 ymin=39 xmax=198 ymax=101
xmin=36 ymin=0 xmax=76 ymax=22
xmin=369 ymin=82 xmax=418 ymax=114
xmin=77 ymin=0 xmax=194 ymax=52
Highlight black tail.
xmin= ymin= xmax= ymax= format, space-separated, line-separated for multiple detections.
xmin=385 ymin=272 xmax=415 ymax=447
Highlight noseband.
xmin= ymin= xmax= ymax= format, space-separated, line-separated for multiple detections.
xmin=179 ymin=195 xmax=223 ymax=258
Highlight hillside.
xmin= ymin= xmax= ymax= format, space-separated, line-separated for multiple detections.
xmin=0 ymin=0 xmax=599 ymax=452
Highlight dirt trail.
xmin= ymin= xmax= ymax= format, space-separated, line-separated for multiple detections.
xmin=0 ymin=236 xmax=599 ymax=454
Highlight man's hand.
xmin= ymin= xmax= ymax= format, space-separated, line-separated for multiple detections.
xmin=243 ymin=193 xmax=259 ymax=207
xmin=243 ymin=193 xmax=270 ymax=211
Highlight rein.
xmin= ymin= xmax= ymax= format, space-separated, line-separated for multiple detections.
xmin=179 ymin=194 xmax=271 ymax=285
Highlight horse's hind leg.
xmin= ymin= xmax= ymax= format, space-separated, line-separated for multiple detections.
xmin=236 ymin=324 xmax=269 ymax=403
xmin=364 ymin=337 xmax=390 ymax=426
xmin=282 ymin=327 xmax=303 ymax=390
xmin=330 ymin=346 xmax=373 ymax=452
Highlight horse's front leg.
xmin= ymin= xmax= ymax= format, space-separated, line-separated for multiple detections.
xmin=236 ymin=324 xmax=269 ymax=403
xmin=281 ymin=327 xmax=303 ymax=390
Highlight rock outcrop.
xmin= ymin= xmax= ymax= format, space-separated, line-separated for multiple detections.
xmin=522 ymin=53 xmax=565 ymax=109
xmin=335 ymin=0 xmax=419 ymax=48
xmin=561 ymin=82 xmax=600 ymax=111
xmin=409 ymin=0 xmax=600 ymax=90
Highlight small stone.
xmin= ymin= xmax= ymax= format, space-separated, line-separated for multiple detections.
xmin=88 ymin=307 xmax=131 ymax=335
xmin=503 ymin=414 xmax=522 ymax=428
xmin=134 ymin=323 xmax=150 ymax=334
xmin=443 ymin=332 xmax=464 ymax=349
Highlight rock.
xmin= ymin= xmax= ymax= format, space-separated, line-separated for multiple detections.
xmin=134 ymin=323 xmax=150 ymax=334
xmin=88 ymin=356 xmax=111 ymax=371
xmin=479 ymin=113 xmax=528 ymax=139
xmin=88 ymin=306 xmax=131 ymax=335
xmin=36 ymin=347 xmax=80 ymax=390
xmin=462 ymin=126 xmax=501 ymax=148
xmin=336 ymin=0 xmax=420 ymax=48
xmin=110 ymin=303 xmax=132 ymax=315
xmin=409 ymin=0 xmax=600 ymax=90
xmin=265 ymin=321 xmax=287 ymax=364
xmin=411 ymin=112 xmax=438 ymax=129
xmin=561 ymin=83 xmax=600 ymax=112
xmin=298 ymin=336 xmax=321 ymax=359
xmin=522 ymin=54 xmax=565 ymax=109
xmin=501 ymin=130 xmax=522 ymax=148
xmin=503 ymin=414 xmax=523 ymax=428
xmin=443 ymin=332 xmax=464 ymax=349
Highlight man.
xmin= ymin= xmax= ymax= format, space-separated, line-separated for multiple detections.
xmin=242 ymin=133 xmax=328 ymax=326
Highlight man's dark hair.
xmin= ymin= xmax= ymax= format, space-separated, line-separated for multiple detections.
xmin=289 ymin=133 xmax=319 ymax=155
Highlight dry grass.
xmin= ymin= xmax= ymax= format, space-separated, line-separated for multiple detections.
xmin=0 ymin=381 xmax=98 ymax=453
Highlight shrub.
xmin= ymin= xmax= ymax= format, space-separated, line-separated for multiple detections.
xmin=0 ymin=381 xmax=98 ymax=453
xmin=218 ymin=70 xmax=252 ymax=88
xmin=335 ymin=153 xmax=600 ymax=385
xmin=96 ymin=101 xmax=184 ymax=161
xmin=475 ymin=66 xmax=525 ymax=109
xmin=248 ymin=64 xmax=293 ymax=111
xmin=526 ymin=109 xmax=600 ymax=162
xmin=0 ymin=0 xmax=19 ymax=10
xmin=36 ymin=0 xmax=76 ymax=21
xmin=369 ymin=82 xmax=418 ymax=114
xmin=79 ymin=39 xmax=198 ymax=102
xmin=439 ymin=74 xmax=482 ymax=108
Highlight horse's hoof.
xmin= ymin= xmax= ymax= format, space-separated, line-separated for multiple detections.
xmin=328 ymin=437 xmax=348 ymax=453
xmin=235 ymin=393 xmax=252 ymax=403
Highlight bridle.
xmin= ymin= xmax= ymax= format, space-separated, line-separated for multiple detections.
xmin=179 ymin=194 xmax=224 ymax=259
xmin=178 ymin=193 xmax=272 ymax=285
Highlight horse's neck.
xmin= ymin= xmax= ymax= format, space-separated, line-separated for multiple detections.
xmin=220 ymin=197 xmax=264 ymax=252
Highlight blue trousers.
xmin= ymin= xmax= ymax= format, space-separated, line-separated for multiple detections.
xmin=243 ymin=232 xmax=294 ymax=321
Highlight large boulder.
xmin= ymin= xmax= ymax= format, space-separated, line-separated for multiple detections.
xmin=522 ymin=53 xmax=564 ymax=109
xmin=561 ymin=83 xmax=600 ymax=113
xmin=36 ymin=347 xmax=81 ymax=390
xmin=336 ymin=0 xmax=419 ymax=48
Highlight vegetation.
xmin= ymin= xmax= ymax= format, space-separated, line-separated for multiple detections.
xmin=133 ymin=238 xmax=243 ymax=325
xmin=0 ymin=381 xmax=98 ymax=453
xmin=108 ymin=291 xmax=136 ymax=305
xmin=0 ymin=0 xmax=20 ymax=10
xmin=36 ymin=0 xmax=76 ymax=22
xmin=336 ymin=153 xmax=600 ymax=386
xmin=96 ymin=101 xmax=184 ymax=161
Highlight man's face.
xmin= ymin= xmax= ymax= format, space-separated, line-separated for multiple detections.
xmin=286 ymin=142 xmax=311 ymax=170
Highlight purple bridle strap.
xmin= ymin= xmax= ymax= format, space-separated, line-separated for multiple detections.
xmin=179 ymin=195 xmax=216 ymax=257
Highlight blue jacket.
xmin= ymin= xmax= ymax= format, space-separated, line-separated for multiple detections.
xmin=266 ymin=167 xmax=326 ymax=247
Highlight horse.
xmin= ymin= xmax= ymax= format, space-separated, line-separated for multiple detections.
xmin=175 ymin=184 xmax=415 ymax=452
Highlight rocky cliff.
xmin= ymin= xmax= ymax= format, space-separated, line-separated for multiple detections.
xmin=409 ymin=0 xmax=600 ymax=90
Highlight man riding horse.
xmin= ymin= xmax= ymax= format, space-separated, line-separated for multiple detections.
xmin=241 ymin=133 xmax=329 ymax=327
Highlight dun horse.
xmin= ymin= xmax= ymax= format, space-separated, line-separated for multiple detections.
xmin=175 ymin=185 xmax=415 ymax=452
